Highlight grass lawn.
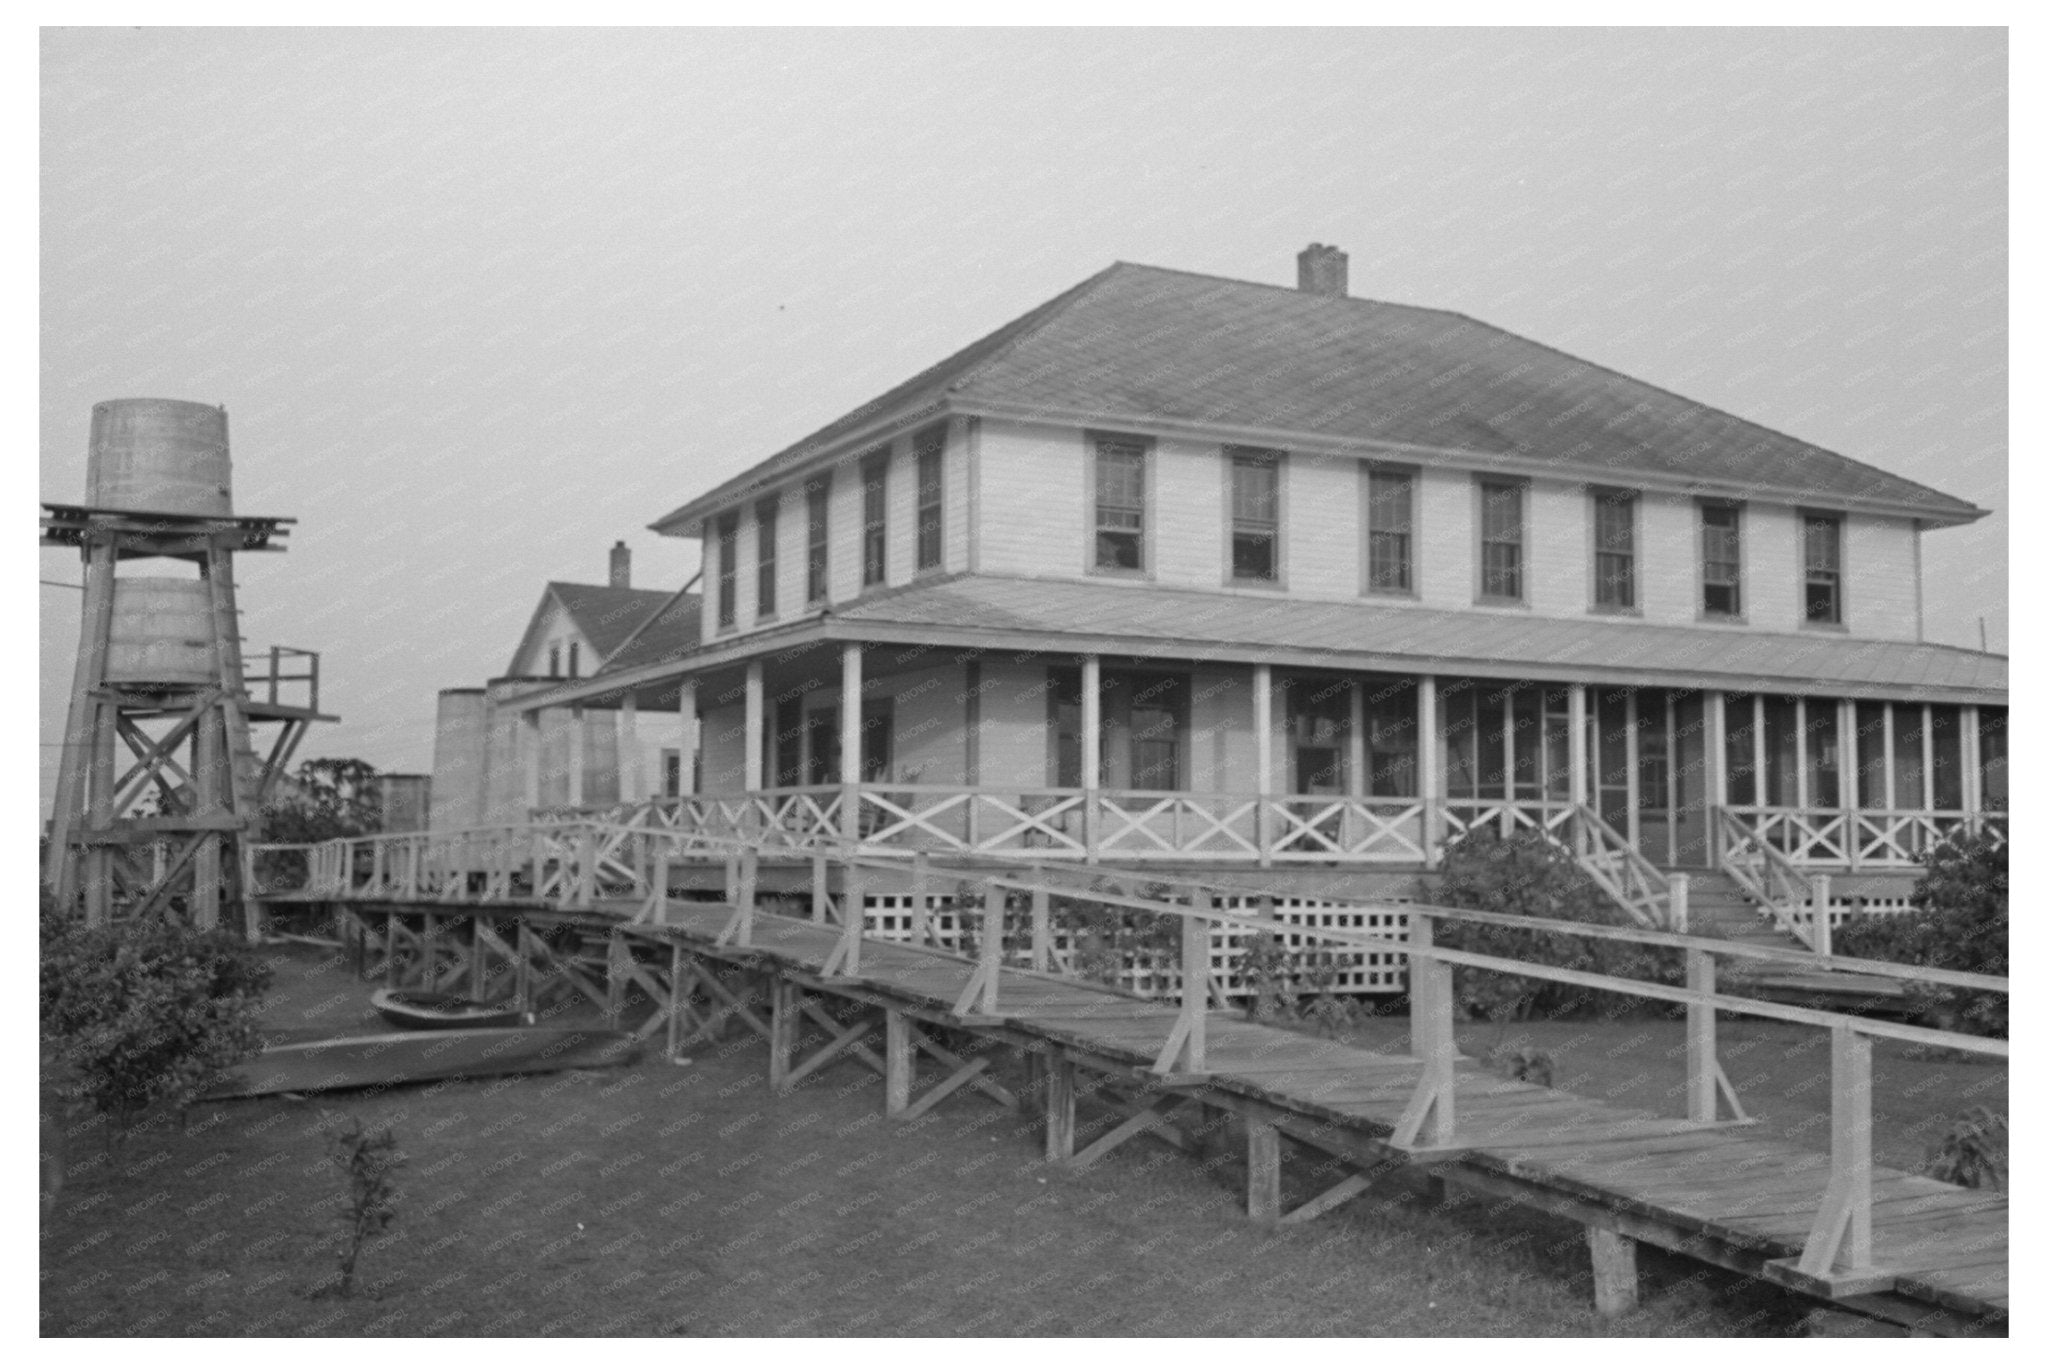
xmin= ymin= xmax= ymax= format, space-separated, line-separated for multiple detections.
xmin=39 ymin=946 xmax=2001 ymax=1337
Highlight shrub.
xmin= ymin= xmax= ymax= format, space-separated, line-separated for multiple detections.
xmin=326 ymin=1120 xmax=405 ymax=1298
xmin=40 ymin=898 xmax=273 ymax=1132
xmin=1426 ymin=831 xmax=1682 ymax=1025
xmin=1921 ymin=1106 xmax=2006 ymax=1190
xmin=1833 ymin=832 xmax=2006 ymax=1036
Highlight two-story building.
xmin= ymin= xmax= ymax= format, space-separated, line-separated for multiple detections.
xmin=497 ymin=245 xmax=2006 ymax=940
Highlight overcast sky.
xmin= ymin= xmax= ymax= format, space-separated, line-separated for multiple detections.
xmin=38 ymin=26 xmax=2007 ymax=799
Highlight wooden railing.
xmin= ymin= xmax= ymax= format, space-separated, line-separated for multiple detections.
xmin=1713 ymin=807 xmax=1821 ymax=950
xmin=1720 ymin=805 xmax=2008 ymax=870
xmin=265 ymin=814 xmax=2006 ymax=1297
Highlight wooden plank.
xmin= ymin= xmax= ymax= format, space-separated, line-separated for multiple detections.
xmin=1280 ymin=1172 xmax=1375 ymax=1227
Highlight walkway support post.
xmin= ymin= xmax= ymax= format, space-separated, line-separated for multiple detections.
xmin=1811 ymin=872 xmax=1833 ymax=956
xmin=1797 ymin=1025 xmax=1875 ymax=1281
xmin=1394 ymin=911 xmax=1455 ymax=1149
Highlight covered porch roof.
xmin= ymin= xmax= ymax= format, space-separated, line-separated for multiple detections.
xmin=500 ymin=573 xmax=2009 ymax=713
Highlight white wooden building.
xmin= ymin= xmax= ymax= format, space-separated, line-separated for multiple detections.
xmin=491 ymin=246 xmax=2006 ymax=934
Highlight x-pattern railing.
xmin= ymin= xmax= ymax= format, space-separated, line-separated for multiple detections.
xmin=1269 ymin=797 xmax=1428 ymax=861
xmin=1097 ymin=792 xmax=1259 ymax=858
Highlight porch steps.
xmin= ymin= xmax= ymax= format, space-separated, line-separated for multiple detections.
xmin=1679 ymin=871 xmax=1912 ymax=1015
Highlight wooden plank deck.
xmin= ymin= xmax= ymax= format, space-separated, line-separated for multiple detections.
xmin=280 ymin=889 xmax=2007 ymax=1330
xmin=627 ymin=897 xmax=2006 ymax=1327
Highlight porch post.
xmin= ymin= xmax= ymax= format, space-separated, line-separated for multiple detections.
xmin=1253 ymin=662 xmax=1274 ymax=867
xmin=1961 ymin=704 xmax=1981 ymax=821
xmin=1705 ymin=691 xmax=1727 ymax=869
xmin=1568 ymin=683 xmax=1589 ymax=807
xmin=1623 ymin=688 xmax=1640 ymax=847
xmin=1880 ymin=703 xmax=1896 ymax=811
xmin=1417 ymin=674 xmax=1440 ymax=865
xmin=619 ymin=692 xmax=641 ymax=804
xmin=1793 ymin=697 xmax=1809 ymax=813
xmin=1751 ymin=695 xmax=1767 ymax=808
xmin=1919 ymin=703 xmax=1935 ymax=809
xmin=840 ymin=643 xmax=863 ymax=842
xmin=1346 ymin=678 xmax=1367 ymax=801
xmin=522 ymin=710 xmax=542 ymax=816
xmin=568 ymin=705 xmax=587 ymax=809
xmin=1081 ymin=654 xmax=1102 ymax=863
xmin=743 ymin=661 xmax=765 ymax=794
xmin=1840 ymin=699 xmax=1860 ymax=870
xmin=678 ymin=678 xmax=699 ymax=797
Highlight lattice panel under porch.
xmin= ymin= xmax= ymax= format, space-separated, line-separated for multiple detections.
xmin=855 ymin=894 xmax=1411 ymax=996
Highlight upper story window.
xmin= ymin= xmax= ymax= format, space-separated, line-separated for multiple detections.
xmin=1477 ymin=479 xmax=1524 ymax=602
xmin=1700 ymin=501 xmax=1743 ymax=618
xmin=1092 ymin=434 xmax=1149 ymax=573
xmin=914 ymin=426 xmax=945 ymax=572
xmin=805 ymin=475 xmax=830 ymax=605
xmin=1803 ymin=512 xmax=1843 ymax=624
xmin=714 ymin=511 xmax=739 ymax=629
xmin=1592 ymin=489 xmax=1637 ymax=611
xmin=1228 ymin=448 xmax=1281 ymax=583
xmin=1366 ymin=466 xmax=1414 ymax=593
xmin=755 ymin=496 xmax=778 ymax=620
xmin=567 ymin=641 xmax=580 ymax=678
xmin=861 ymin=450 xmax=888 ymax=588
xmin=548 ymin=643 xmax=561 ymax=678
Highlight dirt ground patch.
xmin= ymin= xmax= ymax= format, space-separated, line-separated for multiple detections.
xmin=39 ymin=945 xmax=1997 ymax=1337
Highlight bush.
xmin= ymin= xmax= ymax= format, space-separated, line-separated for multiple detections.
xmin=1920 ymin=1106 xmax=2006 ymax=1190
xmin=1426 ymin=831 xmax=1682 ymax=1025
xmin=1833 ymin=832 xmax=2006 ymax=1036
xmin=40 ymin=898 xmax=273 ymax=1132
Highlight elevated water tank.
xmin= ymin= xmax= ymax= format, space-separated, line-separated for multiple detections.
xmin=86 ymin=398 xmax=232 ymax=517
xmin=104 ymin=578 xmax=217 ymax=685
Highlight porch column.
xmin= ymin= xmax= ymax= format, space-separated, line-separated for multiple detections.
xmin=1567 ymin=683 xmax=1589 ymax=808
xmin=1919 ymin=703 xmax=1935 ymax=809
xmin=522 ymin=710 xmax=542 ymax=816
xmin=1705 ymin=692 xmax=1727 ymax=869
xmin=1253 ymin=662 xmax=1274 ymax=866
xmin=1961 ymin=704 xmax=1982 ymax=818
xmin=1840 ymin=699 xmax=1859 ymax=870
xmin=1623 ymin=689 xmax=1640 ymax=846
xmin=1081 ymin=654 xmax=1102 ymax=863
xmin=743 ymin=660 xmax=764 ymax=793
xmin=568 ymin=705 xmax=587 ymax=809
xmin=1793 ymin=697 xmax=1809 ymax=812
xmin=678 ymin=679 xmax=699 ymax=797
xmin=1417 ymin=674 xmax=1439 ymax=864
xmin=1347 ymin=679 xmax=1367 ymax=801
xmin=1880 ymin=703 xmax=1896 ymax=810
xmin=619 ymin=693 xmax=641 ymax=803
xmin=839 ymin=643 xmax=863 ymax=841
xmin=1751 ymin=695 xmax=1767 ymax=807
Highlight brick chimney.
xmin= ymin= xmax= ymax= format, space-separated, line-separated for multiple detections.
xmin=1297 ymin=243 xmax=1349 ymax=298
xmin=609 ymin=539 xmax=631 ymax=588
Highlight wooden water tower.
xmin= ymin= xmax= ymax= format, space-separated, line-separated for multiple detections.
xmin=42 ymin=399 xmax=332 ymax=933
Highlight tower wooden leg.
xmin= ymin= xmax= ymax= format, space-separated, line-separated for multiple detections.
xmin=768 ymin=978 xmax=799 ymax=1091
xmin=885 ymin=1011 xmax=914 ymax=1116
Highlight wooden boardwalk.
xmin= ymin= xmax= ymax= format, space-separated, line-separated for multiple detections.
xmin=591 ymin=896 xmax=2006 ymax=1331
xmin=264 ymin=819 xmax=2008 ymax=1334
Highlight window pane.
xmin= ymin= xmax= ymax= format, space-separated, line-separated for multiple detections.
xmin=756 ymin=499 xmax=777 ymax=618
xmin=1803 ymin=514 xmax=1841 ymax=623
xmin=1479 ymin=482 xmax=1523 ymax=599
xmin=1702 ymin=504 xmax=1742 ymax=615
xmin=1368 ymin=470 xmax=1413 ymax=592
xmin=915 ymin=428 xmax=944 ymax=571
xmin=1095 ymin=442 xmax=1145 ymax=570
xmin=862 ymin=454 xmax=887 ymax=587
xmin=1594 ymin=492 xmax=1635 ymax=608
xmin=805 ymin=479 xmax=830 ymax=604
xmin=1979 ymin=708 xmax=2007 ymax=812
xmin=715 ymin=513 xmax=738 ymax=627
